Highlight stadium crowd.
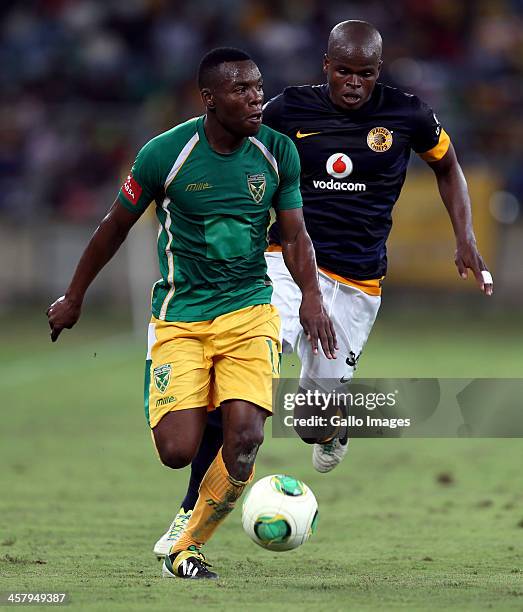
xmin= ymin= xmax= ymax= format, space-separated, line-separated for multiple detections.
xmin=1 ymin=0 xmax=522 ymax=222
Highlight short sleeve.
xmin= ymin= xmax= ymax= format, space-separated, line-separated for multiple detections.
xmin=117 ymin=140 xmax=162 ymax=213
xmin=273 ymin=137 xmax=302 ymax=211
xmin=410 ymin=96 xmax=451 ymax=162
xmin=263 ymin=94 xmax=284 ymax=132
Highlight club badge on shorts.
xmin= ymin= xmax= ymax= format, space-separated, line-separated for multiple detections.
xmin=367 ymin=127 xmax=393 ymax=152
xmin=153 ymin=364 xmax=172 ymax=393
xmin=247 ymin=173 xmax=266 ymax=203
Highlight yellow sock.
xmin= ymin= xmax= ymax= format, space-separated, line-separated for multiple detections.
xmin=172 ymin=448 xmax=254 ymax=552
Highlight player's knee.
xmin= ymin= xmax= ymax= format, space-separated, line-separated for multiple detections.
xmin=157 ymin=441 xmax=194 ymax=470
xmin=237 ymin=426 xmax=264 ymax=455
xmin=292 ymin=393 xmax=338 ymax=443
xmin=225 ymin=428 xmax=263 ymax=481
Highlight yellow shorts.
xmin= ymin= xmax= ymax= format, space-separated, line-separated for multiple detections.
xmin=144 ymin=304 xmax=281 ymax=428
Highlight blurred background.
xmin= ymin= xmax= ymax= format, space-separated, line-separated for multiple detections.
xmin=1 ymin=0 xmax=522 ymax=333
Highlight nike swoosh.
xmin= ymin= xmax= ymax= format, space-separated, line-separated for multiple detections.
xmin=296 ymin=130 xmax=321 ymax=139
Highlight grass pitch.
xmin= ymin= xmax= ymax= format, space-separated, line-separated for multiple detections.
xmin=0 ymin=306 xmax=522 ymax=610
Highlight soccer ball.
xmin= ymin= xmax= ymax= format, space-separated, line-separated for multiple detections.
xmin=242 ymin=474 xmax=318 ymax=551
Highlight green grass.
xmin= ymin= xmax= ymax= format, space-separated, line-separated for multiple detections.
xmin=0 ymin=307 xmax=522 ymax=610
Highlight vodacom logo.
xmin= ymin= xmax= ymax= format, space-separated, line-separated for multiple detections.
xmin=326 ymin=153 xmax=353 ymax=179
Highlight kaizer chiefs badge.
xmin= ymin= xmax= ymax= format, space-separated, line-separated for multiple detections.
xmin=247 ymin=173 xmax=266 ymax=203
xmin=367 ymin=127 xmax=393 ymax=152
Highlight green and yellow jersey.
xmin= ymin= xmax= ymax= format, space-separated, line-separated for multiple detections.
xmin=118 ymin=116 xmax=302 ymax=322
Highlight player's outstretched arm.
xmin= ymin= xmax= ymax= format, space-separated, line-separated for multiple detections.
xmin=46 ymin=200 xmax=144 ymax=341
xmin=428 ymin=143 xmax=493 ymax=296
xmin=277 ymin=208 xmax=337 ymax=359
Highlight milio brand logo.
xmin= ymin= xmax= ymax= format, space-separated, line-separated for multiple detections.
xmin=185 ymin=182 xmax=212 ymax=192
xmin=156 ymin=395 xmax=176 ymax=407
xmin=313 ymin=153 xmax=366 ymax=192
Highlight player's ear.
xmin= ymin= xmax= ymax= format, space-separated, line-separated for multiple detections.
xmin=201 ymin=88 xmax=215 ymax=111
xmin=323 ymin=54 xmax=329 ymax=75
xmin=377 ymin=59 xmax=383 ymax=77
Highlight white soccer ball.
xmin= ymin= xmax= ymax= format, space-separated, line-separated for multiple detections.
xmin=242 ymin=474 xmax=318 ymax=551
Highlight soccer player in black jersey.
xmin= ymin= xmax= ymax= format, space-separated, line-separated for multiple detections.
xmin=153 ymin=20 xmax=492 ymax=556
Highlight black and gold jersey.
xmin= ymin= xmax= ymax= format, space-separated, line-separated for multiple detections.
xmin=264 ymin=83 xmax=450 ymax=280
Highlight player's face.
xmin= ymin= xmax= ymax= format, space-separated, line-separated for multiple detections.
xmin=208 ymin=61 xmax=264 ymax=137
xmin=324 ymin=51 xmax=381 ymax=111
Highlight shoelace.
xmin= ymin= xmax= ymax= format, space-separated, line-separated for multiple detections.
xmin=186 ymin=545 xmax=212 ymax=567
xmin=168 ymin=513 xmax=191 ymax=540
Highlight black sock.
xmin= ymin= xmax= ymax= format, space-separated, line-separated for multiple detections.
xmin=180 ymin=408 xmax=223 ymax=512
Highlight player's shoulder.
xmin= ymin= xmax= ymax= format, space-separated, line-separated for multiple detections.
xmin=251 ymin=124 xmax=298 ymax=158
xmin=264 ymin=84 xmax=329 ymax=115
xmin=142 ymin=116 xmax=200 ymax=157
xmin=132 ymin=117 xmax=201 ymax=179
xmin=264 ymin=85 xmax=329 ymax=132
xmin=378 ymin=83 xmax=429 ymax=114
xmin=279 ymin=83 xmax=329 ymax=107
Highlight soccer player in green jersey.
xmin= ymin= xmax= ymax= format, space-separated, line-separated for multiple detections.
xmin=47 ymin=48 xmax=336 ymax=580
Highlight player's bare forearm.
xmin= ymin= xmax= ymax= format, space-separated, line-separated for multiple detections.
xmin=276 ymin=208 xmax=337 ymax=358
xmin=429 ymin=145 xmax=493 ymax=296
xmin=280 ymin=225 xmax=320 ymax=298
xmin=47 ymin=200 xmax=142 ymax=341
xmin=65 ymin=201 xmax=137 ymax=302
xmin=430 ymin=144 xmax=474 ymax=243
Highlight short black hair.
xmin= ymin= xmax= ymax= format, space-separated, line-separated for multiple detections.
xmin=198 ymin=47 xmax=252 ymax=89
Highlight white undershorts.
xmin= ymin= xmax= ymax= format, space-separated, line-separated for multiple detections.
xmin=266 ymin=252 xmax=381 ymax=391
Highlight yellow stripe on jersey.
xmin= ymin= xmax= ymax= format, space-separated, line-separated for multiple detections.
xmin=419 ymin=129 xmax=451 ymax=163
xmin=266 ymin=245 xmax=383 ymax=296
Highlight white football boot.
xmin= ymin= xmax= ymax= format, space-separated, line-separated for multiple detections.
xmin=153 ymin=507 xmax=192 ymax=559
xmin=312 ymin=437 xmax=349 ymax=473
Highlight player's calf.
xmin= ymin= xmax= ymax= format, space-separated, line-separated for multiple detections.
xmin=170 ymin=400 xmax=266 ymax=556
xmin=291 ymin=385 xmax=341 ymax=444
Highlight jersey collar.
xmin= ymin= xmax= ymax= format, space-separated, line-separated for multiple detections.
xmin=197 ymin=116 xmax=250 ymax=160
